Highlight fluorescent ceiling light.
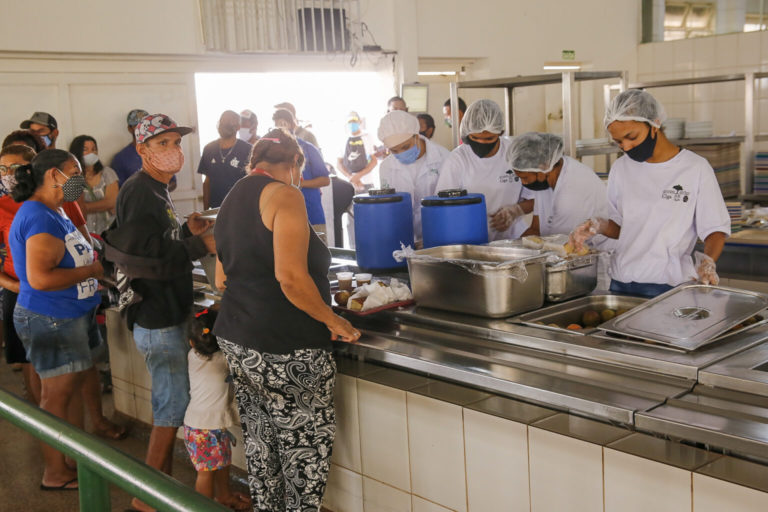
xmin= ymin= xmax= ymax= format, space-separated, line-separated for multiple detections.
xmin=417 ymin=71 xmax=457 ymax=76
xmin=542 ymin=62 xmax=582 ymax=70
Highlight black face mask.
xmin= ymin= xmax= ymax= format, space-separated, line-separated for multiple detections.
xmin=463 ymin=136 xmax=499 ymax=158
xmin=522 ymin=178 xmax=550 ymax=191
xmin=626 ymin=128 xmax=657 ymax=162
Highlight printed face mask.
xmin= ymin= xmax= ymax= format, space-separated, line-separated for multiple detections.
xmin=83 ymin=152 xmax=100 ymax=166
xmin=55 ymin=168 xmax=86 ymax=202
xmin=147 ymin=147 xmax=184 ymax=173
xmin=394 ymin=141 xmax=421 ymax=165
xmin=625 ymin=128 xmax=657 ymax=162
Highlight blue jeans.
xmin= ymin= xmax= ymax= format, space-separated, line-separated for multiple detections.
xmin=133 ymin=323 xmax=190 ymax=427
xmin=610 ymin=279 xmax=674 ymax=299
xmin=13 ymin=305 xmax=100 ymax=379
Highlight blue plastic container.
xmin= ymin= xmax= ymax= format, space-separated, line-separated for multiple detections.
xmin=353 ymin=189 xmax=414 ymax=270
xmin=421 ymin=189 xmax=488 ymax=248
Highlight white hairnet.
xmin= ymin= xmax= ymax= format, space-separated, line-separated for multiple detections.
xmin=506 ymin=132 xmax=564 ymax=173
xmin=460 ymin=99 xmax=504 ymax=138
xmin=378 ymin=110 xmax=419 ymax=148
xmin=604 ymin=89 xmax=667 ymax=129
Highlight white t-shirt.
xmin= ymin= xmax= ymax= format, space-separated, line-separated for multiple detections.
xmin=436 ymin=137 xmax=533 ymax=240
xmin=183 ymin=350 xmax=238 ymax=430
xmin=379 ymin=137 xmax=450 ymax=241
xmin=607 ymin=149 xmax=730 ymax=286
xmin=532 ymin=156 xmax=611 ymax=237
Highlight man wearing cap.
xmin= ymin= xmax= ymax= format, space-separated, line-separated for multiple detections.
xmin=19 ymin=111 xmax=58 ymax=149
xmin=337 ymin=112 xmax=378 ymax=193
xmin=275 ymin=101 xmax=318 ymax=148
xmin=273 ymin=108 xmax=330 ymax=241
xmin=238 ymin=109 xmax=259 ymax=145
xmin=111 ymin=109 xmax=149 ymax=186
xmin=114 ymin=114 xmax=214 ymax=511
xmin=378 ymin=110 xmax=449 ymax=244
xmin=198 ymin=110 xmax=252 ymax=209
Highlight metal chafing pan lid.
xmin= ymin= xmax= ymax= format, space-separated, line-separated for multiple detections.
xmin=598 ymin=284 xmax=768 ymax=351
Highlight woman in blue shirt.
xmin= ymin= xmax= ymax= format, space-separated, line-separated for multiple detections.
xmin=9 ymin=149 xmax=103 ymax=491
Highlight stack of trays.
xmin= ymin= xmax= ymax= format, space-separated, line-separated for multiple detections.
xmin=726 ymin=201 xmax=744 ymax=233
xmin=663 ymin=118 xmax=685 ymax=139
xmin=682 ymin=142 xmax=740 ymax=198
xmin=754 ymin=152 xmax=768 ymax=194
xmin=684 ymin=120 xmax=714 ymax=138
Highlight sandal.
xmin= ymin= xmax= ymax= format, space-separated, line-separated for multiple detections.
xmin=40 ymin=477 xmax=78 ymax=491
xmin=93 ymin=422 xmax=128 ymax=440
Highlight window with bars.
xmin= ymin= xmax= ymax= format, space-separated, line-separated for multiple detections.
xmin=199 ymin=0 xmax=359 ymax=53
xmin=664 ymin=2 xmax=716 ymax=40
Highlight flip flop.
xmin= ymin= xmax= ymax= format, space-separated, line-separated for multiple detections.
xmin=94 ymin=423 xmax=128 ymax=440
xmin=40 ymin=477 xmax=78 ymax=491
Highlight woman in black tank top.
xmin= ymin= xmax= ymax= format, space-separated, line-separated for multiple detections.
xmin=213 ymin=128 xmax=358 ymax=511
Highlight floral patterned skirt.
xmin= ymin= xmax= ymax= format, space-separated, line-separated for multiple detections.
xmin=183 ymin=426 xmax=233 ymax=471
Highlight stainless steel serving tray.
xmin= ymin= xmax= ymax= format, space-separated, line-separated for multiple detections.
xmin=509 ymin=294 xmax=647 ymax=336
xmin=406 ymin=244 xmax=548 ymax=318
xmin=598 ymin=284 xmax=768 ymax=351
xmin=545 ymin=253 xmax=599 ymax=303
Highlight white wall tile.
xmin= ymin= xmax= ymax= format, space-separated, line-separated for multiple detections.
xmin=528 ymin=427 xmax=603 ymax=512
xmin=363 ymin=477 xmax=412 ymax=512
xmin=333 ymin=374 xmax=362 ymax=473
xmin=739 ymin=32 xmax=762 ymax=68
xmin=407 ymin=393 xmax=467 ymax=512
xmin=674 ymin=39 xmax=694 ymax=72
xmin=324 ymin=464 xmax=364 ymax=512
xmin=691 ymin=101 xmax=714 ymax=124
xmin=713 ymin=100 xmax=744 ymax=134
xmin=135 ymin=395 xmax=153 ymax=425
xmin=604 ymin=448 xmax=691 ymax=512
xmin=693 ymin=473 xmax=768 ymax=512
xmin=112 ymin=386 xmax=136 ymax=418
xmin=715 ymin=33 xmax=740 ymax=70
xmin=759 ymin=98 xmax=768 ymax=134
xmin=693 ymin=36 xmax=717 ymax=71
xmin=463 ymin=409 xmax=529 ymax=512
xmin=358 ymin=380 xmax=411 ymax=491
xmin=653 ymin=41 xmax=677 ymax=73
xmin=412 ymin=496 xmax=454 ymax=512
xmin=228 ymin=425 xmax=246 ymax=471
xmin=638 ymin=44 xmax=653 ymax=74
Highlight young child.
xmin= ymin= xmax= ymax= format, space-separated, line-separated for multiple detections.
xmin=184 ymin=309 xmax=250 ymax=510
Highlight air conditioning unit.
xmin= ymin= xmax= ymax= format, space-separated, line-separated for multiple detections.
xmin=298 ymin=7 xmax=350 ymax=52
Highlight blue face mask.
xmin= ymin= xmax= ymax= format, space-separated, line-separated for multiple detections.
xmin=348 ymin=122 xmax=360 ymax=134
xmin=394 ymin=140 xmax=421 ymax=165
xmin=41 ymin=134 xmax=53 ymax=147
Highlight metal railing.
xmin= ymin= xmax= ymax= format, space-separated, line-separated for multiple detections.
xmin=0 ymin=387 xmax=228 ymax=512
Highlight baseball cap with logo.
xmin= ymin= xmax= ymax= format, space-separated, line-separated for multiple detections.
xmin=20 ymin=112 xmax=58 ymax=130
xmin=134 ymin=114 xmax=194 ymax=144
xmin=126 ymin=109 xmax=149 ymax=127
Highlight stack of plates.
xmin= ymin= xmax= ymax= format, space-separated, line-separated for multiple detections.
xmin=754 ymin=152 xmax=768 ymax=194
xmin=576 ymin=138 xmax=612 ymax=147
xmin=684 ymin=120 xmax=713 ymax=139
xmin=663 ymin=118 xmax=685 ymax=139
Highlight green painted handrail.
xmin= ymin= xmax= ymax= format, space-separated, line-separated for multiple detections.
xmin=0 ymin=387 xmax=229 ymax=512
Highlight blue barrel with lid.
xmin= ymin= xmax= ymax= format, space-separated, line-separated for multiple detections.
xmin=353 ymin=188 xmax=414 ymax=270
xmin=421 ymin=189 xmax=488 ymax=248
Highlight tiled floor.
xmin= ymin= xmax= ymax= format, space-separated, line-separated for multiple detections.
xmin=0 ymin=360 xmax=249 ymax=512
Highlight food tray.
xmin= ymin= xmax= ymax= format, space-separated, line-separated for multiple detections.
xmin=406 ymin=244 xmax=548 ymax=318
xmin=598 ymin=284 xmax=768 ymax=351
xmin=333 ymin=299 xmax=415 ymax=316
xmin=509 ymin=294 xmax=647 ymax=336
xmin=197 ymin=207 xmax=219 ymax=221
xmin=545 ymin=253 xmax=599 ymax=303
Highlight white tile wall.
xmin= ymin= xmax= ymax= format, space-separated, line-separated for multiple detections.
xmin=111 ymin=385 xmax=136 ymax=418
xmin=333 ymin=374 xmax=362 ymax=473
xmin=358 ymin=380 xmax=411 ymax=492
xmin=693 ymin=474 xmax=768 ymax=512
xmin=363 ymin=477 xmax=412 ymax=512
xmin=411 ymin=496 xmax=454 ymax=512
xmin=715 ymin=33 xmax=740 ymax=70
xmin=738 ymin=32 xmax=762 ymax=68
xmin=528 ymin=427 xmax=603 ymax=512
xmin=406 ymin=393 xmax=467 ymax=512
xmin=604 ymin=448 xmax=692 ymax=512
xmin=692 ymin=36 xmax=717 ymax=71
xmin=324 ymin=463 xmax=364 ymax=512
xmin=463 ymin=409 xmax=529 ymax=512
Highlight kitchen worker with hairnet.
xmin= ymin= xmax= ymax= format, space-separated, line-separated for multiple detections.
xmin=436 ymin=99 xmax=533 ymax=240
xmin=571 ymin=89 xmax=730 ymax=298
xmin=508 ymin=132 xmax=610 ymax=238
xmin=377 ymin=110 xmax=450 ymax=244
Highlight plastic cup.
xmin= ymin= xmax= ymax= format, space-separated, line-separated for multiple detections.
xmin=355 ymin=273 xmax=372 ymax=286
xmin=336 ymin=272 xmax=354 ymax=291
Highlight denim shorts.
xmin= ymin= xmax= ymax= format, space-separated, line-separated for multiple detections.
xmin=13 ymin=305 xmax=101 ymax=379
xmin=609 ymin=279 xmax=674 ymax=299
xmin=133 ymin=323 xmax=190 ymax=427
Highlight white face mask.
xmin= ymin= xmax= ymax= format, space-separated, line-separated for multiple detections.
xmin=290 ymin=166 xmax=302 ymax=190
xmin=238 ymin=128 xmax=252 ymax=140
xmin=83 ymin=152 xmax=100 ymax=166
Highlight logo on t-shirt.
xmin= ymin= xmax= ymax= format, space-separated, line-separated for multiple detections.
xmin=230 ymin=157 xmax=240 ymax=168
xmin=662 ymin=184 xmax=690 ymax=203
xmin=500 ymin=170 xmax=519 ymax=184
xmin=64 ymin=230 xmax=98 ymax=300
